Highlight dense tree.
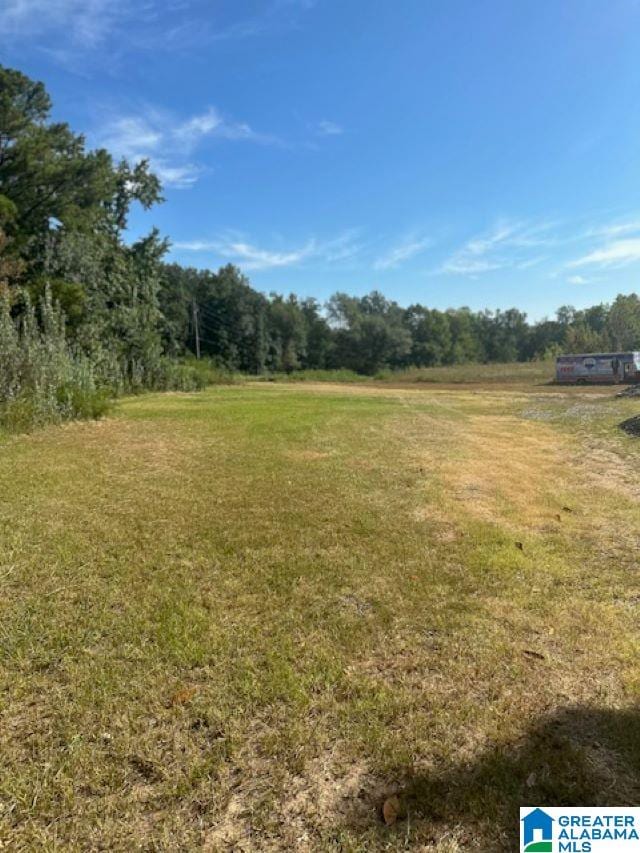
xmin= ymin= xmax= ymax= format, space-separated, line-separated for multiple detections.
xmin=404 ymin=306 xmax=452 ymax=366
xmin=327 ymin=291 xmax=412 ymax=373
xmin=299 ymin=297 xmax=333 ymax=368
xmin=0 ymin=63 xmax=168 ymax=392
xmin=268 ymin=294 xmax=308 ymax=372
xmin=607 ymin=294 xmax=640 ymax=351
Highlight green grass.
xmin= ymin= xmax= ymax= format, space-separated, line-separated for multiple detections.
xmin=257 ymin=361 xmax=556 ymax=386
xmin=257 ymin=368 xmax=365 ymax=383
xmin=375 ymin=360 xmax=555 ymax=385
xmin=0 ymin=381 xmax=639 ymax=850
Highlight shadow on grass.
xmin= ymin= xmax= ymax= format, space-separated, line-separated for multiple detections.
xmin=349 ymin=706 xmax=640 ymax=850
xmin=620 ymin=416 xmax=640 ymax=436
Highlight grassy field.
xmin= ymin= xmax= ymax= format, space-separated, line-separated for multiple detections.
xmin=1 ymin=380 xmax=639 ymax=850
xmin=259 ymin=361 xmax=556 ymax=387
xmin=375 ymin=361 xmax=555 ymax=385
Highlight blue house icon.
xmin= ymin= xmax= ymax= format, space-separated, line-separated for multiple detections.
xmin=521 ymin=808 xmax=554 ymax=851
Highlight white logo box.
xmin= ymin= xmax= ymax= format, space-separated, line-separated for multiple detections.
xmin=520 ymin=807 xmax=640 ymax=852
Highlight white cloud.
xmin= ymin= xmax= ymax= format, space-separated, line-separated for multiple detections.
xmin=1 ymin=0 xmax=318 ymax=66
xmin=320 ymin=229 xmax=364 ymax=263
xmin=209 ymin=0 xmax=318 ymax=42
xmin=0 ymin=0 xmax=121 ymax=44
xmin=441 ymin=257 xmax=504 ymax=275
xmin=584 ymin=219 xmax=640 ymax=239
xmin=173 ymin=108 xmax=223 ymax=143
xmin=152 ymin=163 xmax=201 ymax=189
xmin=568 ymin=274 xmax=588 ymax=285
xmin=567 ymin=237 xmax=640 ymax=269
xmin=374 ymin=236 xmax=432 ymax=271
xmin=218 ymin=240 xmax=317 ymax=271
xmin=315 ymin=120 xmax=344 ymax=136
xmin=99 ymin=116 xmax=163 ymax=162
xmin=173 ymin=107 xmax=278 ymax=146
xmin=174 ymin=237 xmax=316 ymax=271
xmin=439 ymin=219 xmax=556 ymax=276
xmin=96 ymin=105 xmax=276 ymax=188
xmin=174 ymin=229 xmax=365 ymax=271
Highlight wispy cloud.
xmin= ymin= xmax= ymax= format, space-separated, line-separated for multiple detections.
xmin=96 ymin=105 xmax=278 ymax=188
xmin=175 ymin=236 xmax=317 ymax=270
xmin=172 ymin=106 xmax=279 ymax=146
xmin=320 ymin=229 xmax=365 ymax=263
xmin=565 ymin=218 xmax=640 ymax=270
xmin=567 ymin=237 xmax=640 ymax=269
xmin=374 ymin=235 xmax=432 ymax=271
xmin=1 ymin=0 xmax=318 ymax=67
xmin=0 ymin=0 xmax=122 ymax=45
xmin=439 ymin=219 xmax=555 ymax=276
xmin=315 ymin=120 xmax=344 ymax=137
xmin=217 ymin=239 xmax=317 ymax=271
xmin=174 ymin=229 xmax=364 ymax=271
xmin=207 ymin=0 xmax=318 ymax=42
xmin=583 ymin=219 xmax=640 ymax=240
xmin=173 ymin=214 xmax=640 ymax=277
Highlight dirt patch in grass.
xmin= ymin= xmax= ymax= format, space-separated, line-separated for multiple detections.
xmin=204 ymin=750 xmax=380 ymax=852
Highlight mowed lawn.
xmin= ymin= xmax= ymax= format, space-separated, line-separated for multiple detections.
xmin=1 ymin=382 xmax=639 ymax=851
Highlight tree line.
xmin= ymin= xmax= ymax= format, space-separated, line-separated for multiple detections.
xmin=162 ymin=268 xmax=640 ymax=375
xmin=2 ymin=63 xmax=640 ymax=429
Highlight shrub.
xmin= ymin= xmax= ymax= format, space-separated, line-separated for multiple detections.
xmin=145 ymin=357 xmax=240 ymax=393
xmin=0 ymin=288 xmax=112 ymax=433
xmin=0 ymin=289 xmax=241 ymax=435
xmin=258 ymin=368 xmax=365 ymax=383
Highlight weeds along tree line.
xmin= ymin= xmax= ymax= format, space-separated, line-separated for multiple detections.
xmin=2 ymin=64 xmax=640 ymax=431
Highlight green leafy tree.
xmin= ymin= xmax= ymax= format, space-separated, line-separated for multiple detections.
xmin=606 ymin=294 xmax=640 ymax=350
xmin=300 ymin=297 xmax=333 ymax=368
xmin=328 ymin=291 xmax=411 ymax=374
xmin=404 ymin=305 xmax=452 ymax=366
xmin=268 ymin=294 xmax=308 ymax=372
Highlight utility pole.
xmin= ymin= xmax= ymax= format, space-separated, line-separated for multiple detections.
xmin=192 ymin=300 xmax=201 ymax=360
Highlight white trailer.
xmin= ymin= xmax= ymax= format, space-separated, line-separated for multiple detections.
xmin=556 ymin=351 xmax=640 ymax=384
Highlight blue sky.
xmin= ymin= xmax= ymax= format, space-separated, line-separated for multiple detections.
xmin=4 ymin=0 xmax=640 ymax=319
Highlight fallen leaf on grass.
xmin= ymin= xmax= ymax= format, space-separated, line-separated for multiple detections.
xmin=382 ymin=795 xmax=401 ymax=826
xmin=170 ymin=686 xmax=198 ymax=706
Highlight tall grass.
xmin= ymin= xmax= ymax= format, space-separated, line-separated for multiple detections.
xmin=256 ymin=368 xmax=365 ymax=383
xmin=255 ymin=363 xmax=555 ymax=386
xmin=0 ymin=288 xmax=111 ymax=433
xmin=376 ymin=362 xmax=555 ymax=384
xmin=0 ymin=289 xmax=242 ymax=434
xmin=146 ymin=357 xmax=241 ymax=393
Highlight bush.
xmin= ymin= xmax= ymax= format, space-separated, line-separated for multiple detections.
xmin=0 ymin=288 xmax=112 ymax=433
xmin=258 ymin=368 xmax=365 ymax=383
xmin=0 ymin=289 xmax=241 ymax=436
xmin=145 ymin=357 xmax=240 ymax=393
